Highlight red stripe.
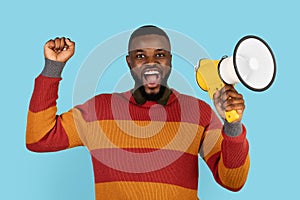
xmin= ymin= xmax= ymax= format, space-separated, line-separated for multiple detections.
xmin=76 ymin=92 xmax=221 ymax=129
xmin=221 ymin=127 xmax=249 ymax=168
xmin=26 ymin=117 xmax=69 ymax=152
xmin=206 ymin=130 xmax=248 ymax=173
xmin=91 ymin=148 xmax=198 ymax=190
xmin=29 ymin=75 xmax=61 ymax=112
xmin=206 ymin=128 xmax=249 ymax=190
xmin=206 ymin=152 xmax=223 ymax=187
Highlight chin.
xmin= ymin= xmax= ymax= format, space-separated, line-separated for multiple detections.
xmin=140 ymin=85 xmax=166 ymax=101
xmin=144 ymin=85 xmax=161 ymax=94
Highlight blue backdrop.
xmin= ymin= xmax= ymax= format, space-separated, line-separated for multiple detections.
xmin=1 ymin=0 xmax=298 ymax=199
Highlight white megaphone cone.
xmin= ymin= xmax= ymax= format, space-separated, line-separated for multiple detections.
xmin=218 ymin=35 xmax=276 ymax=91
xmin=196 ymin=35 xmax=276 ymax=122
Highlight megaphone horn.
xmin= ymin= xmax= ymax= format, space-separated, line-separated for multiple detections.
xmin=196 ymin=35 xmax=276 ymax=122
xmin=219 ymin=35 xmax=276 ymax=92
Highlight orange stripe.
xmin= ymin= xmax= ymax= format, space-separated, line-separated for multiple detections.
xmin=81 ymin=120 xmax=204 ymax=155
xmin=95 ymin=182 xmax=198 ymax=200
xmin=199 ymin=129 xmax=223 ymax=161
xmin=60 ymin=108 xmax=84 ymax=147
xmin=26 ymin=106 xmax=84 ymax=147
xmin=218 ymin=154 xmax=250 ymax=190
xmin=26 ymin=106 xmax=57 ymax=144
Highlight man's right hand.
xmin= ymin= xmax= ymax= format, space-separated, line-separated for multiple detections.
xmin=44 ymin=37 xmax=75 ymax=63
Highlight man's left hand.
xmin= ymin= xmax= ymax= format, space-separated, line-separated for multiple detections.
xmin=213 ymin=85 xmax=245 ymax=122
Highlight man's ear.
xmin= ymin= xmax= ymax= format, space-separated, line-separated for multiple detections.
xmin=169 ymin=53 xmax=173 ymax=67
xmin=126 ymin=55 xmax=132 ymax=69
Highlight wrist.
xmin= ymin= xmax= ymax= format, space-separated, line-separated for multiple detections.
xmin=41 ymin=58 xmax=66 ymax=78
xmin=223 ymin=120 xmax=242 ymax=137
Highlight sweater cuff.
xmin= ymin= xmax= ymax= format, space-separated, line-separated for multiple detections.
xmin=41 ymin=58 xmax=66 ymax=78
xmin=223 ymin=120 xmax=242 ymax=137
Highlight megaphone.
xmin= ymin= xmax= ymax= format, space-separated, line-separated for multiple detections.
xmin=196 ymin=35 xmax=276 ymax=122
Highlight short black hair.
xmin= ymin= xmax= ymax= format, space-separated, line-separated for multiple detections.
xmin=128 ymin=25 xmax=170 ymax=51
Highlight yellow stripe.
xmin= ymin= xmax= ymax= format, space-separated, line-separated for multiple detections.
xmin=26 ymin=106 xmax=57 ymax=144
xmin=218 ymin=155 xmax=250 ymax=189
xmin=95 ymin=182 xmax=198 ymax=200
xmin=82 ymin=120 xmax=204 ymax=155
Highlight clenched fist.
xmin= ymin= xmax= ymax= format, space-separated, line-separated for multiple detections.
xmin=213 ymin=85 xmax=245 ymax=122
xmin=44 ymin=37 xmax=75 ymax=63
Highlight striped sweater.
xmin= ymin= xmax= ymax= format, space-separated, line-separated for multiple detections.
xmin=26 ymin=75 xmax=250 ymax=200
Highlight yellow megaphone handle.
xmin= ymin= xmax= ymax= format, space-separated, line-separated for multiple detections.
xmin=225 ymin=110 xmax=240 ymax=123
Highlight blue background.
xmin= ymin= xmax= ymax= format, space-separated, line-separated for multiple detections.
xmin=1 ymin=0 xmax=299 ymax=199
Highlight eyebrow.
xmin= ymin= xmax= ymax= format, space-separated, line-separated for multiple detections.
xmin=155 ymin=49 xmax=166 ymax=52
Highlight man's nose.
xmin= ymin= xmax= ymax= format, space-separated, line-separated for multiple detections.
xmin=145 ymin=56 xmax=159 ymax=64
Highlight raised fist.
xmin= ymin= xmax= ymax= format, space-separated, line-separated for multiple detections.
xmin=44 ymin=37 xmax=75 ymax=63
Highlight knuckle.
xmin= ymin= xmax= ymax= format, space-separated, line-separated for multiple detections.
xmin=225 ymin=105 xmax=233 ymax=111
xmin=228 ymin=99 xmax=234 ymax=104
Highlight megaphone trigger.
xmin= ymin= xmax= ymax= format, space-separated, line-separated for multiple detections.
xmin=225 ymin=110 xmax=240 ymax=123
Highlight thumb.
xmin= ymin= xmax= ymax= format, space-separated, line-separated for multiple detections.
xmin=65 ymin=38 xmax=75 ymax=50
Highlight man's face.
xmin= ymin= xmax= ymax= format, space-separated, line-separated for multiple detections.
xmin=126 ymin=34 xmax=172 ymax=95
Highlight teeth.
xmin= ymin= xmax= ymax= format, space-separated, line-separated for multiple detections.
xmin=144 ymin=70 xmax=160 ymax=75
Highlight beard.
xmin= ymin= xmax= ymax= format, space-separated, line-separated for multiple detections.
xmin=138 ymin=84 xmax=166 ymax=101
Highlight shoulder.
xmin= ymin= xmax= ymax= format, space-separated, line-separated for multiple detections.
xmin=75 ymin=93 xmax=113 ymax=110
xmin=171 ymin=89 xmax=212 ymax=110
xmin=89 ymin=91 xmax=132 ymax=106
xmin=170 ymin=89 xmax=217 ymax=126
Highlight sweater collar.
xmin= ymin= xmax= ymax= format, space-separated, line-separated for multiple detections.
xmin=132 ymin=86 xmax=172 ymax=106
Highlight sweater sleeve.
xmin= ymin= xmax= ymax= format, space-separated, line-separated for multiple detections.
xmin=26 ymin=74 xmax=86 ymax=152
xmin=199 ymin=106 xmax=250 ymax=192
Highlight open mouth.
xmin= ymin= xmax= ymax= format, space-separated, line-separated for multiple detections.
xmin=142 ymin=68 xmax=162 ymax=87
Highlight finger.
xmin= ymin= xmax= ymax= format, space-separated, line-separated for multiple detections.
xmin=222 ymin=91 xmax=243 ymax=101
xmin=220 ymin=85 xmax=238 ymax=95
xmin=223 ymin=97 xmax=245 ymax=108
xmin=237 ymin=109 xmax=243 ymax=114
xmin=54 ymin=37 xmax=63 ymax=51
xmin=45 ymin=40 xmax=55 ymax=49
xmin=65 ymin=38 xmax=75 ymax=50
xmin=220 ymin=85 xmax=242 ymax=100
xmin=60 ymin=37 xmax=66 ymax=51
xmin=222 ymin=84 xmax=236 ymax=92
xmin=221 ymin=85 xmax=238 ymax=94
xmin=224 ymin=103 xmax=245 ymax=112
xmin=213 ymin=89 xmax=221 ymax=100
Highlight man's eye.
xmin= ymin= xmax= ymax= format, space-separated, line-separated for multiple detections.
xmin=136 ymin=54 xmax=145 ymax=59
xmin=156 ymin=53 xmax=165 ymax=58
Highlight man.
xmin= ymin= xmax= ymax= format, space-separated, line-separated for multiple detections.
xmin=26 ymin=25 xmax=250 ymax=199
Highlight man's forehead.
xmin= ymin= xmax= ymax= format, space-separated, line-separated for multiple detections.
xmin=129 ymin=34 xmax=171 ymax=52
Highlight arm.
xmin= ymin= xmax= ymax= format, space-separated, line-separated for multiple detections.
xmin=26 ymin=37 xmax=85 ymax=152
xmin=200 ymin=85 xmax=250 ymax=191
